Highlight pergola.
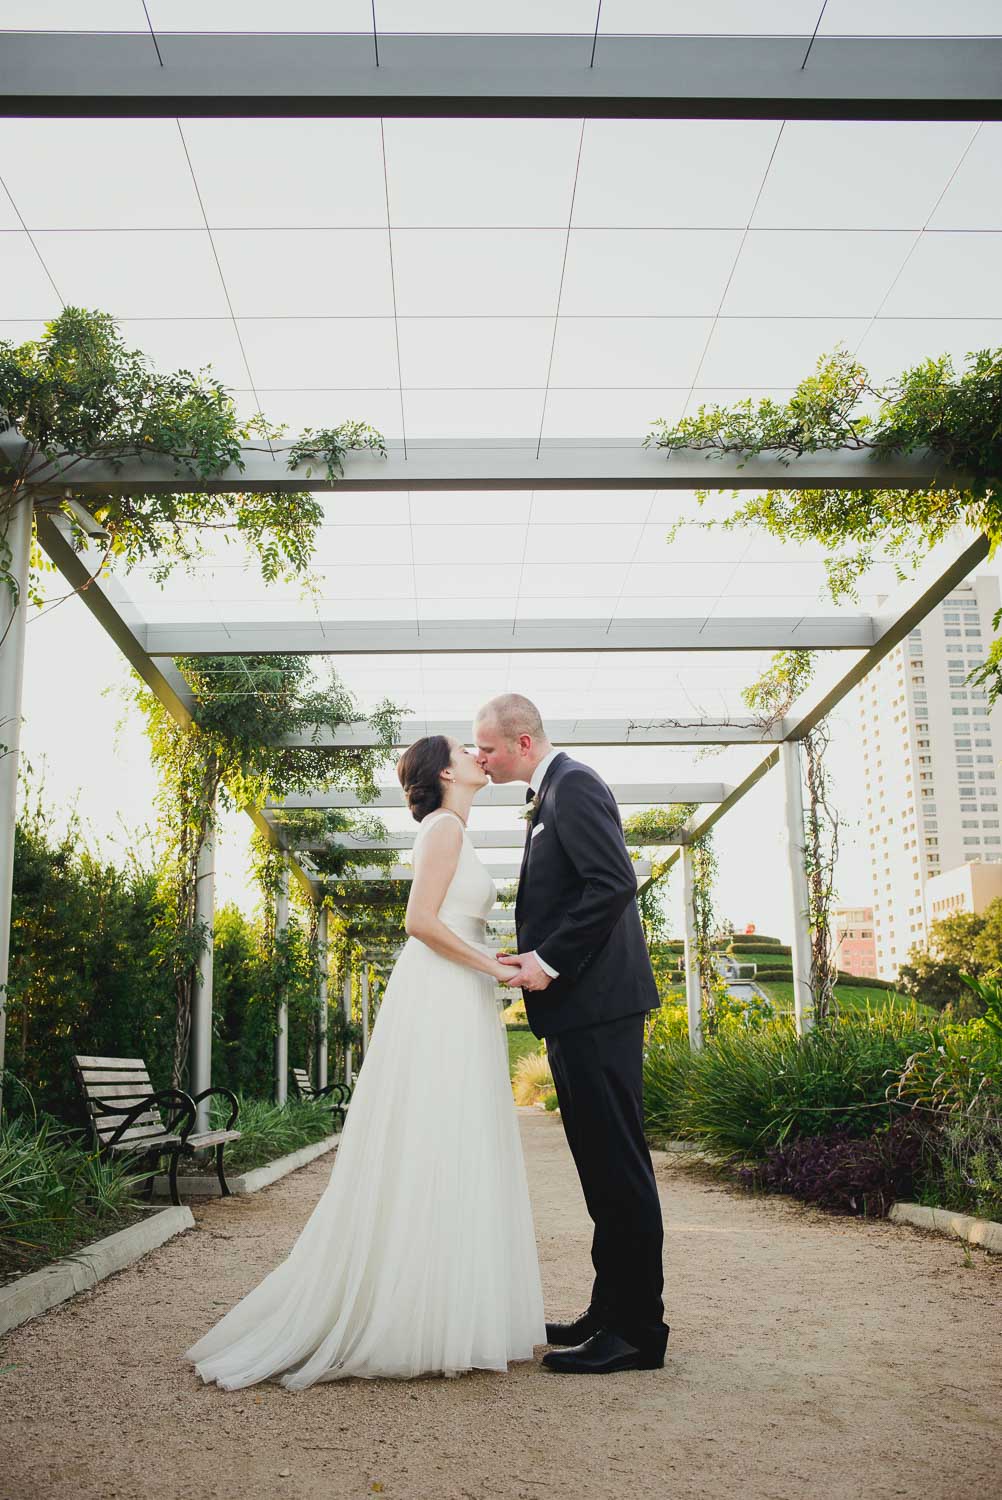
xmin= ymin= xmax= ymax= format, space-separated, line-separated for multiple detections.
xmin=1 ymin=6 xmax=999 ymax=1117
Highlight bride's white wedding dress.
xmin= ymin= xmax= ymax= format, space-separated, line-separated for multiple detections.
xmin=184 ymin=807 xmax=546 ymax=1389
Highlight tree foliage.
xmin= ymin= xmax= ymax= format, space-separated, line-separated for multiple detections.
xmin=899 ymin=902 xmax=1002 ymax=1014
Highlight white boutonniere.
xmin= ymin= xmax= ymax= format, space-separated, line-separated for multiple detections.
xmin=518 ymin=794 xmax=540 ymax=823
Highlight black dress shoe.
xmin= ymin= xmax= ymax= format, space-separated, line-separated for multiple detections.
xmin=541 ymin=1328 xmax=668 ymax=1375
xmin=545 ymin=1310 xmax=601 ymax=1346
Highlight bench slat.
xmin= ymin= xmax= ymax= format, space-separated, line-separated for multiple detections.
xmin=107 ymin=1133 xmax=183 ymax=1152
xmin=77 ymin=1069 xmax=154 ymax=1085
xmin=84 ymin=1083 xmax=162 ymax=1101
xmin=72 ymin=1062 xmax=147 ymax=1074
xmin=93 ymin=1111 xmax=165 ymax=1133
xmin=101 ymin=1124 xmax=181 ymax=1145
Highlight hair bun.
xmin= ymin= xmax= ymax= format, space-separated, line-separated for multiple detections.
xmin=395 ymin=734 xmax=452 ymax=823
xmin=404 ymin=780 xmax=442 ymax=822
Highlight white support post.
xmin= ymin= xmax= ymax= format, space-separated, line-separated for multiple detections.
xmin=191 ymin=819 xmax=215 ymax=1134
xmin=780 ymin=741 xmax=815 ymax=1036
xmin=0 ymin=498 xmax=32 ymax=1117
xmin=274 ymin=863 xmax=289 ymax=1104
xmin=316 ymin=906 xmax=328 ymax=1090
xmin=343 ymin=965 xmax=353 ymax=1085
xmin=681 ymin=844 xmax=703 ymax=1051
xmin=361 ymin=964 xmax=369 ymax=1060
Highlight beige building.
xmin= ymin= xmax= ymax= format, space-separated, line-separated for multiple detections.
xmin=925 ymin=860 xmax=1002 ymax=926
xmin=832 ymin=905 xmax=877 ymax=978
xmin=857 ymin=575 xmax=1002 ymax=981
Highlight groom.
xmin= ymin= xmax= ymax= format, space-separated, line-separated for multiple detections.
xmin=474 ymin=694 xmax=669 ymax=1375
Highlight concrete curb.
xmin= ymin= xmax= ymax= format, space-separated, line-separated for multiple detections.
xmin=0 ymin=1206 xmax=194 ymax=1337
xmin=151 ymin=1131 xmax=340 ymax=1198
xmin=889 ymin=1201 xmax=1002 ymax=1254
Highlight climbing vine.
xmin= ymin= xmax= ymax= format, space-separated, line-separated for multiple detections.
xmin=0 ymin=306 xmax=386 ymax=620
xmin=134 ymin=654 xmax=401 ymax=1090
xmin=740 ymin=651 xmax=839 ymax=1023
xmin=645 ymin=344 xmax=1002 ymax=604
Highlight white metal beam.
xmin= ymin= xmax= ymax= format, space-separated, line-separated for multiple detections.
xmin=267 ymin=783 xmax=730 ymax=811
xmin=1 ymin=33 xmax=999 ymax=121
xmin=333 ymin=860 xmax=652 ymax=883
xmin=297 ymin=825 xmax=688 ymax=851
xmin=2 ymin=434 xmax=966 ymax=496
xmin=279 ymin=717 xmax=790 ymax=749
xmin=145 ymin=616 xmax=874 ymax=656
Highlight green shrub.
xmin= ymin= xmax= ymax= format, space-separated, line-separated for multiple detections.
xmin=643 ymin=1004 xmax=934 ymax=1157
xmin=203 ymin=1093 xmax=334 ymax=1174
xmin=0 ymin=1101 xmax=145 ymax=1277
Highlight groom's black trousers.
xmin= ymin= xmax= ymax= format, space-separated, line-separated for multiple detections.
xmin=545 ymin=1011 xmax=668 ymax=1357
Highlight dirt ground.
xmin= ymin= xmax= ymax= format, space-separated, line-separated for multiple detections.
xmin=2 ymin=1108 xmax=1000 ymax=1500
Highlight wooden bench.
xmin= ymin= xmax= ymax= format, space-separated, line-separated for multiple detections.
xmin=291 ymin=1067 xmax=352 ymax=1130
xmin=73 ymin=1055 xmax=241 ymax=1206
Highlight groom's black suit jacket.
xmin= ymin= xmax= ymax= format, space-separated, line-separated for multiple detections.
xmin=514 ymin=752 xmax=659 ymax=1040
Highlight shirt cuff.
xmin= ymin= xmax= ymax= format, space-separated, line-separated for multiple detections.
xmin=532 ymin=950 xmax=559 ymax=979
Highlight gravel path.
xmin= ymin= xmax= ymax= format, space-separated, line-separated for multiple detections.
xmin=2 ymin=1108 xmax=1000 ymax=1500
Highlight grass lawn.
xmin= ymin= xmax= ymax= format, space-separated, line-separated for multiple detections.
xmin=506 ymin=1027 xmax=543 ymax=1079
xmin=758 ymin=980 xmax=936 ymax=1017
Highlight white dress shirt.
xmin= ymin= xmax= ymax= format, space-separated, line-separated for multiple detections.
xmin=528 ymin=749 xmax=562 ymax=979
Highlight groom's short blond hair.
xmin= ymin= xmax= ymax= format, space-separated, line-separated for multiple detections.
xmin=477 ymin=693 xmax=546 ymax=742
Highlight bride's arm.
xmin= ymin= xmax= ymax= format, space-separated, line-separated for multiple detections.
xmin=405 ymin=819 xmax=510 ymax=982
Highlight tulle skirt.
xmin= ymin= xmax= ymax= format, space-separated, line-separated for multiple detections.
xmin=184 ymin=931 xmax=546 ymax=1389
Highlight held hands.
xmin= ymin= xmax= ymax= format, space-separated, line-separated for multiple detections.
xmin=495 ymin=950 xmax=554 ymax=993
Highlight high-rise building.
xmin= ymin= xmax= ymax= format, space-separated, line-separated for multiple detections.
xmin=832 ymin=905 xmax=877 ymax=978
xmin=857 ymin=574 xmax=1002 ymax=981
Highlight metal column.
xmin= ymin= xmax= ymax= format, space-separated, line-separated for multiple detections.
xmin=681 ymin=844 xmax=703 ymax=1051
xmin=780 ymin=741 xmax=816 ymax=1036
xmin=343 ymin=965 xmax=353 ymax=1085
xmin=316 ymin=906 xmax=328 ymax=1090
xmin=0 ymin=498 xmax=32 ymax=1116
xmin=274 ymin=862 xmax=290 ymax=1103
xmin=191 ymin=819 xmax=215 ymax=1133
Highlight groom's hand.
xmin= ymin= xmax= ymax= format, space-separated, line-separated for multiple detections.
xmin=497 ymin=951 xmax=553 ymax=992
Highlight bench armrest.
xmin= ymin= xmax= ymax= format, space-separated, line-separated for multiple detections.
xmin=188 ymin=1086 xmax=240 ymax=1132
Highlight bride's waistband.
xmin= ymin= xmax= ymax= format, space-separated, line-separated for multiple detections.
xmin=438 ymin=911 xmax=489 ymax=942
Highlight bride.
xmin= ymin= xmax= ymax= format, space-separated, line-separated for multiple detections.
xmin=184 ymin=735 xmax=546 ymax=1389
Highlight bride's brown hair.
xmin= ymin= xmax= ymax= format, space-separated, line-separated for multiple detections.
xmin=396 ymin=735 xmax=453 ymax=822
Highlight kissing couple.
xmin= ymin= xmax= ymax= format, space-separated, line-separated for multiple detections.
xmin=185 ymin=694 xmax=669 ymax=1388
